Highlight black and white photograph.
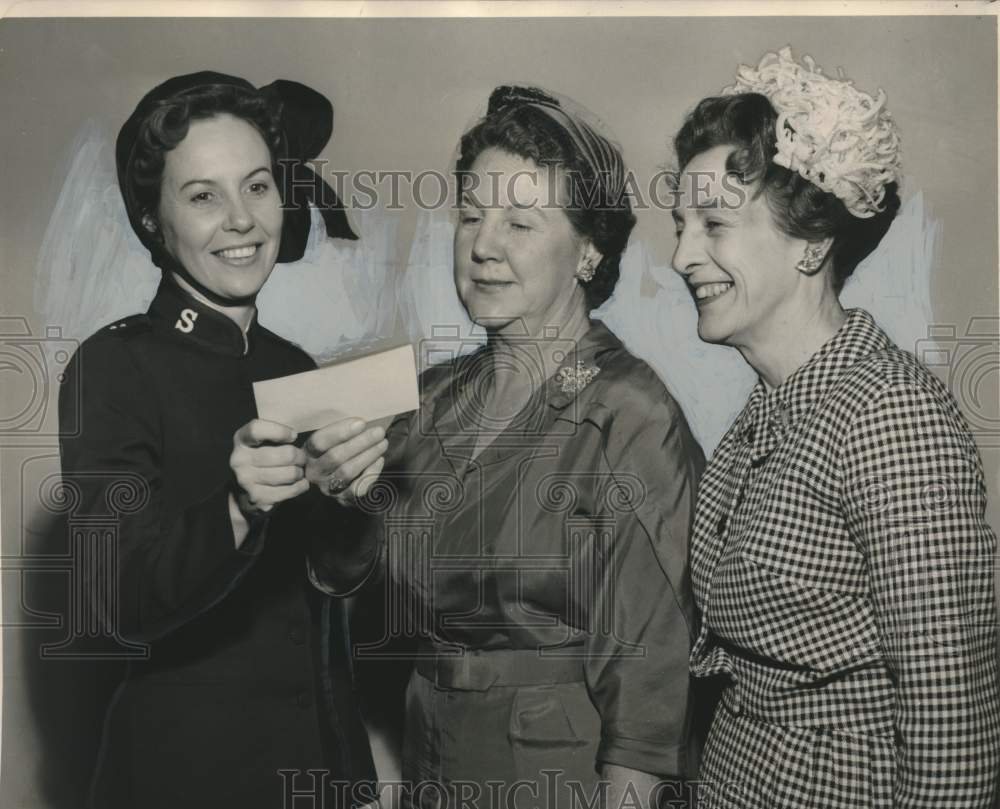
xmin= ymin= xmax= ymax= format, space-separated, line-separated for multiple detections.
xmin=0 ymin=3 xmax=997 ymax=808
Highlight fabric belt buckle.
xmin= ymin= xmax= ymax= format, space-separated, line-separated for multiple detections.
xmin=417 ymin=649 xmax=500 ymax=691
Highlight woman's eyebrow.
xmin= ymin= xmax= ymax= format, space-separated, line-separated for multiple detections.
xmin=458 ymin=192 xmax=483 ymax=209
xmin=692 ymin=196 xmax=725 ymax=211
xmin=180 ymin=166 xmax=271 ymax=191
xmin=243 ymin=166 xmax=272 ymax=181
xmin=506 ymin=201 xmax=547 ymax=218
xmin=179 ymin=177 xmax=216 ymax=191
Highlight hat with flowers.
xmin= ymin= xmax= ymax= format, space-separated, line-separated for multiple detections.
xmin=722 ymin=46 xmax=902 ymax=219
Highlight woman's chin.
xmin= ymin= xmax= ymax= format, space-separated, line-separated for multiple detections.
xmin=695 ymin=319 xmax=732 ymax=347
xmin=468 ymin=310 xmax=517 ymax=331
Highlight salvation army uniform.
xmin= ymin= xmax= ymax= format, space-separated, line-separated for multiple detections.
xmin=58 ymin=277 xmax=375 ymax=809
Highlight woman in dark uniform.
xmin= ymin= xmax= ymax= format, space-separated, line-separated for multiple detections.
xmin=306 ymin=86 xmax=705 ymax=809
xmin=58 ymin=72 xmax=376 ymax=809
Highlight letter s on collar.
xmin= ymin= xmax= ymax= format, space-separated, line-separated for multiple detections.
xmin=175 ymin=309 xmax=198 ymax=334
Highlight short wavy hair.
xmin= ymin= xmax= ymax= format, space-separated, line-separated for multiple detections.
xmin=673 ymin=93 xmax=900 ymax=293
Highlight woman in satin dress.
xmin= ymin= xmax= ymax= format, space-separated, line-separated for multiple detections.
xmin=306 ymin=85 xmax=705 ymax=809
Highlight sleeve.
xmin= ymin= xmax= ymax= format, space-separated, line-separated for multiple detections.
xmin=841 ymin=379 xmax=1000 ymax=808
xmin=305 ymin=410 xmax=414 ymax=597
xmin=305 ymin=492 xmax=385 ymax=597
xmin=57 ymin=338 xmax=267 ymax=644
xmin=586 ymin=389 xmax=705 ymax=778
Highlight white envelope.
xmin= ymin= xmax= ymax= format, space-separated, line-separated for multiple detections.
xmin=253 ymin=344 xmax=419 ymax=432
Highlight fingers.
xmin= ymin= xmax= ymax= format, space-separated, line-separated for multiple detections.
xmin=354 ymin=456 xmax=386 ymax=499
xmin=234 ymin=419 xmax=298 ymax=449
xmin=249 ymin=445 xmax=307 ymax=468
xmin=305 ymin=418 xmax=368 ymax=455
xmin=306 ymin=425 xmax=387 ymax=476
xmin=329 ymin=455 xmax=386 ymax=508
xmin=231 ymin=419 xmax=308 ymax=516
xmin=252 ymin=465 xmax=306 ymax=486
xmin=306 ymin=434 xmax=388 ymax=487
xmin=336 ymin=438 xmax=389 ymax=485
xmin=239 ymin=478 xmax=310 ymax=514
xmin=305 ymin=417 xmax=390 ymax=504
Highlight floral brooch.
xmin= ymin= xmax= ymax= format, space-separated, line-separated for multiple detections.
xmin=556 ymin=360 xmax=601 ymax=394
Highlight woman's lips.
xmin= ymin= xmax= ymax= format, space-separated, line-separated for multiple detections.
xmin=473 ymin=279 xmax=514 ymax=291
xmin=213 ymin=244 xmax=260 ymax=265
xmin=694 ymin=282 xmax=734 ymax=303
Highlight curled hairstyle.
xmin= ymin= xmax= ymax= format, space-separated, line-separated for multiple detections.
xmin=673 ymin=93 xmax=900 ymax=293
xmin=125 ymin=84 xmax=283 ymax=238
xmin=456 ymin=87 xmax=636 ymax=310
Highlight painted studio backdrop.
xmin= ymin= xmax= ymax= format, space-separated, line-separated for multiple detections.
xmin=0 ymin=14 xmax=996 ymax=808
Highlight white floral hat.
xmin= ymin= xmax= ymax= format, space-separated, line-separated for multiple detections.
xmin=722 ymin=46 xmax=902 ymax=219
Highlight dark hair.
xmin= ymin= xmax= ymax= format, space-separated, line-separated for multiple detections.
xmin=129 ymin=84 xmax=283 ymax=228
xmin=673 ymin=93 xmax=900 ymax=293
xmin=456 ymin=88 xmax=636 ymax=310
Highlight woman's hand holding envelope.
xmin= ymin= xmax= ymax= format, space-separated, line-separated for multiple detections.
xmin=304 ymin=418 xmax=389 ymax=506
xmin=230 ymin=419 xmax=310 ymax=520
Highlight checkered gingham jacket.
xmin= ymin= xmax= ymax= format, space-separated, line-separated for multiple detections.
xmin=689 ymin=309 xmax=999 ymax=808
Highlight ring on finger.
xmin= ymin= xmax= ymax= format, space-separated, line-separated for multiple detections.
xmin=325 ymin=474 xmax=350 ymax=496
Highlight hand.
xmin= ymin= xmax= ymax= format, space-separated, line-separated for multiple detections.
xmin=305 ymin=418 xmax=389 ymax=506
xmin=230 ymin=419 xmax=309 ymax=519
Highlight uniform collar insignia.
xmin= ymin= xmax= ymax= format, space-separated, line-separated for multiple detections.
xmin=148 ymin=278 xmax=255 ymax=357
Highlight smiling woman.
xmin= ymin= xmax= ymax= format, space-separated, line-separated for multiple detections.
xmin=671 ymin=143 xmax=815 ymax=354
xmin=153 ymin=114 xmax=283 ymax=303
xmin=671 ymin=48 xmax=999 ymax=808
xmin=57 ymin=72 xmax=376 ymax=809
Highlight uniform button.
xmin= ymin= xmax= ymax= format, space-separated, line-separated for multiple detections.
xmin=296 ymin=691 xmax=312 ymax=709
xmin=289 ymin=627 xmax=305 ymax=646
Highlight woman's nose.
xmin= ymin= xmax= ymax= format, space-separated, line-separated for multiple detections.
xmin=471 ymin=216 xmax=502 ymax=263
xmin=223 ymin=196 xmax=254 ymax=233
xmin=671 ymin=228 xmax=703 ymax=277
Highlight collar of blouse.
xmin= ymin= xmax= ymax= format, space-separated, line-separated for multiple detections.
xmin=735 ymin=308 xmax=891 ymax=458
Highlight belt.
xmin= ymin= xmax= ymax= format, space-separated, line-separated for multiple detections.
xmin=415 ymin=644 xmax=585 ymax=691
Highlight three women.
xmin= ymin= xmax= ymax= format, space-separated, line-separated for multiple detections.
xmin=64 ymin=51 xmax=999 ymax=809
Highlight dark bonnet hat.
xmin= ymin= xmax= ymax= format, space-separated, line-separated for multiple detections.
xmin=115 ymin=70 xmax=355 ymax=273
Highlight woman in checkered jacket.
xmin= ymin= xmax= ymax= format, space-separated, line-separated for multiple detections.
xmin=669 ymin=49 xmax=1000 ymax=808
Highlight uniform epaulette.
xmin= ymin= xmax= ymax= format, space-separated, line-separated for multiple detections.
xmin=103 ymin=313 xmax=152 ymax=336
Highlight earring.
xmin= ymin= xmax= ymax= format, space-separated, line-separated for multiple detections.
xmin=576 ymin=259 xmax=596 ymax=283
xmin=796 ymin=244 xmax=826 ymax=275
xmin=141 ymin=214 xmax=158 ymax=233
